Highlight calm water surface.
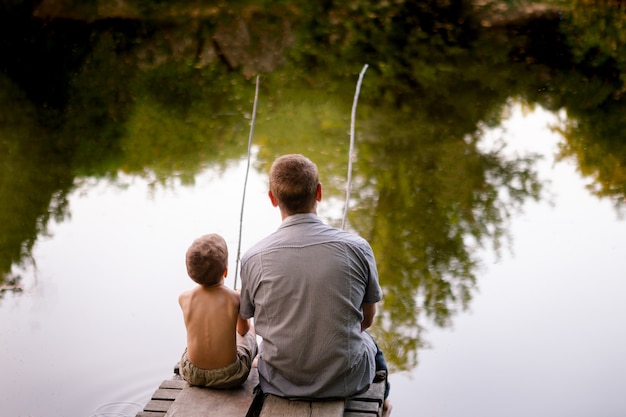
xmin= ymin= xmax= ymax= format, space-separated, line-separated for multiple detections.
xmin=1 ymin=105 xmax=625 ymax=417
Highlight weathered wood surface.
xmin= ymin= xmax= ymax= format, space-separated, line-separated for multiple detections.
xmin=259 ymin=395 xmax=344 ymax=417
xmin=137 ymin=366 xmax=386 ymax=417
xmin=257 ymin=372 xmax=386 ymax=417
xmin=136 ymin=378 xmax=186 ymax=417
xmin=165 ymin=369 xmax=259 ymax=417
xmin=344 ymin=377 xmax=385 ymax=417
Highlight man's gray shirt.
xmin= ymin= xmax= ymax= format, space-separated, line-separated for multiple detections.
xmin=240 ymin=213 xmax=382 ymax=399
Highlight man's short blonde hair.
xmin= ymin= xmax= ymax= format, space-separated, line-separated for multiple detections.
xmin=269 ymin=154 xmax=319 ymax=214
xmin=186 ymin=234 xmax=228 ymax=286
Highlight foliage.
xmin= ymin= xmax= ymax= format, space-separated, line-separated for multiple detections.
xmin=555 ymin=99 xmax=626 ymax=211
xmin=2 ymin=0 xmax=626 ymax=370
xmin=551 ymin=1 xmax=626 ymax=212
xmin=0 ymin=75 xmax=74 ymax=292
xmin=561 ymin=0 xmax=626 ymax=95
xmin=346 ymin=100 xmax=542 ymax=370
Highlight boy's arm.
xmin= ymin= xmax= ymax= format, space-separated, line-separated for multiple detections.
xmin=361 ymin=302 xmax=376 ymax=331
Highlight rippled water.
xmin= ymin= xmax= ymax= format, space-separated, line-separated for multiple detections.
xmin=2 ymin=106 xmax=626 ymax=417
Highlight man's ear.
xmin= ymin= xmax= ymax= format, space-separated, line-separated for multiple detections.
xmin=269 ymin=190 xmax=279 ymax=207
xmin=316 ymin=183 xmax=322 ymax=202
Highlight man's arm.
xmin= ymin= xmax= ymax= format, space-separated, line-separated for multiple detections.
xmin=233 ymin=290 xmax=251 ymax=336
xmin=361 ymin=302 xmax=376 ymax=331
xmin=237 ymin=315 xmax=250 ymax=336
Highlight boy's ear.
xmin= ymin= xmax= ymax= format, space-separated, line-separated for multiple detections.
xmin=223 ymin=268 xmax=228 ymax=277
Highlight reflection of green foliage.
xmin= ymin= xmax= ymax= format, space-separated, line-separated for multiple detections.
xmin=0 ymin=75 xmax=74 ymax=289
xmin=0 ymin=11 xmax=259 ymax=286
xmin=121 ymin=89 xmax=250 ymax=187
xmin=553 ymin=1 xmax=626 ymax=210
xmin=3 ymin=0 xmax=626 ymax=371
xmin=121 ymin=49 xmax=257 ymax=186
xmin=556 ymin=99 xmax=626 ymax=211
xmin=62 ymin=30 xmax=135 ymax=177
xmin=351 ymin=105 xmax=541 ymax=371
xmin=279 ymin=0 xmax=547 ymax=370
xmin=561 ymin=0 xmax=626 ymax=95
xmin=253 ymin=76 xmax=356 ymax=200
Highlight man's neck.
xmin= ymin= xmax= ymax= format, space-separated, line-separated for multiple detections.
xmin=280 ymin=208 xmax=317 ymax=220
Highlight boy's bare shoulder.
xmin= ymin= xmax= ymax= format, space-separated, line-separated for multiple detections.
xmin=178 ymin=288 xmax=192 ymax=302
xmin=180 ymin=284 xmax=240 ymax=308
xmin=229 ymin=285 xmax=243 ymax=296
xmin=219 ymin=285 xmax=241 ymax=305
xmin=178 ymin=287 xmax=198 ymax=310
xmin=178 ymin=285 xmax=210 ymax=303
xmin=214 ymin=285 xmax=242 ymax=308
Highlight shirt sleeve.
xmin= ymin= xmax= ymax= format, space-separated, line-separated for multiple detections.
xmin=239 ymin=257 xmax=255 ymax=319
xmin=362 ymin=240 xmax=383 ymax=304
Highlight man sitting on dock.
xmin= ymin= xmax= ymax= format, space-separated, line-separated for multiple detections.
xmin=240 ymin=154 xmax=391 ymax=415
xmin=178 ymin=234 xmax=258 ymax=389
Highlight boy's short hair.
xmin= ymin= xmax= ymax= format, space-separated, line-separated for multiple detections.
xmin=270 ymin=154 xmax=319 ymax=214
xmin=186 ymin=234 xmax=228 ymax=286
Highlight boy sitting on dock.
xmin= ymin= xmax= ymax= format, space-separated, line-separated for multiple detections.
xmin=178 ymin=233 xmax=258 ymax=389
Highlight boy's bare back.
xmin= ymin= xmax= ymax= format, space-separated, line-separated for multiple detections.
xmin=179 ymin=283 xmax=245 ymax=370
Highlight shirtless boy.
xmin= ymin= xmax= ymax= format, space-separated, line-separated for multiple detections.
xmin=178 ymin=233 xmax=257 ymax=388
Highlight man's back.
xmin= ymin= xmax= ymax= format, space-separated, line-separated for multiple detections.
xmin=240 ymin=213 xmax=382 ymax=399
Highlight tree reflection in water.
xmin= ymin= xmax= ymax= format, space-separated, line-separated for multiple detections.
xmin=350 ymin=108 xmax=541 ymax=371
xmin=2 ymin=1 xmax=626 ymax=371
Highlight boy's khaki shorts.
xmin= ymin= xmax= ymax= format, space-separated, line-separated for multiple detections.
xmin=180 ymin=331 xmax=257 ymax=388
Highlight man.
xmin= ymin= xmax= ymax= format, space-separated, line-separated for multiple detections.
xmin=240 ymin=154 xmax=390 ymax=414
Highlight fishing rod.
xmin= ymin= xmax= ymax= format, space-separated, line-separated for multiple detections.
xmin=233 ymin=74 xmax=260 ymax=290
xmin=233 ymin=66 xmax=364 ymax=288
xmin=342 ymin=64 xmax=369 ymax=230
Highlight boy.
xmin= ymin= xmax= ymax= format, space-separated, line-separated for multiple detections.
xmin=178 ymin=233 xmax=257 ymax=388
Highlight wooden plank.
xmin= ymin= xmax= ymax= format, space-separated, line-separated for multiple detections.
xmin=152 ymin=388 xmax=180 ymax=401
xmin=257 ymin=376 xmax=386 ymax=417
xmin=259 ymin=395 xmax=344 ymax=417
xmin=136 ymin=412 xmax=166 ymax=417
xmin=159 ymin=379 xmax=186 ymax=390
xmin=148 ymin=366 xmax=386 ymax=417
xmin=144 ymin=400 xmax=175 ymax=413
xmin=165 ymin=369 xmax=259 ymax=417
xmin=345 ymin=399 xmax=380 ymax=413
xmin=351 ymin=380 xmax=385 ymax=404
xmin=344 ymin=379 xmax=385 ymax=417
xmin=311 ymin=401 xmax=345 ymax=417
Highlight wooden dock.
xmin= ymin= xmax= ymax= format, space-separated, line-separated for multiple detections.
xmin=136 ymin=366 xmax=386 ymax=417
xmin=136 ymin=377 xmax=186 ymax=417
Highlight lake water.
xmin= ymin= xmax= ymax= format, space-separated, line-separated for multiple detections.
xmin=2 ymin=104 xmax=625 ymax=417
